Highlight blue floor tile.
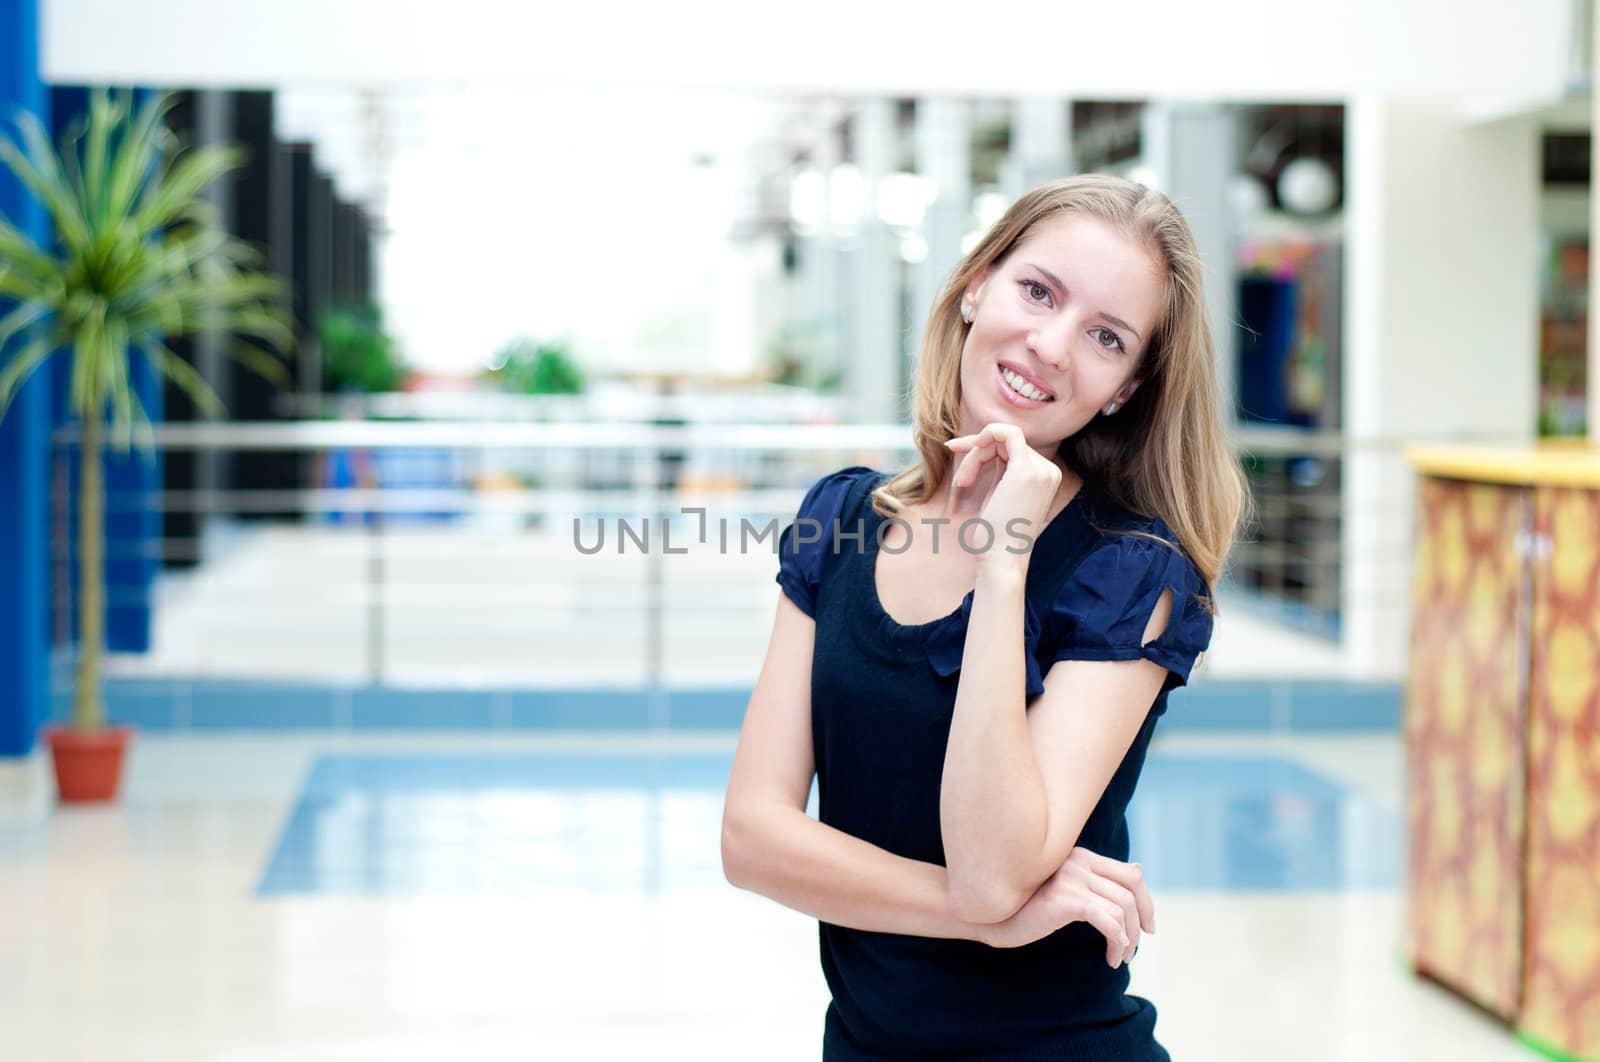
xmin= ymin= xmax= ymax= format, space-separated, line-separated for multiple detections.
xmin=1130 ymin=756 xmax=1398 ymax=889
xmin=57 ymin=676 xmax=1403 ymax=734
xmin=258 ymin=751 xmax=1398 ymax=898
xmin=189 ymin=681 xmax=340 ymax=729
xmin=52 ymin=686 xmax=177 ymax=730
xmin=1287 ymin=682 xmax=1402 ymax=730
xmin=349 ymin=688 xmax=497 ymax=728
xmin=507 ymin=689 xmax=653 ymax=729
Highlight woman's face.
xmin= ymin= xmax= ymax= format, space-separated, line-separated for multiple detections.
xmin=957 ymin=212 xmax=1165 ymax=452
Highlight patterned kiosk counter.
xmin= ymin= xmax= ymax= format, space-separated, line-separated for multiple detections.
xmin=1406 ymin=443 xmax=1600 ymax=1062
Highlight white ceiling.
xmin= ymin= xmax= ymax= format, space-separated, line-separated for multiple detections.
xmin=43 ymin=0 xmax=1578 ymax=101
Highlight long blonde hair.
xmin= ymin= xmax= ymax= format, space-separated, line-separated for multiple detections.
xmin=873 ymin=173 xmax=1249 ymax=599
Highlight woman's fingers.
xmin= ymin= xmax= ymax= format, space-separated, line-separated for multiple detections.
xmin=1075 ymin=892 xmax=1130 ymax=969
xmin=954 ymin=444 xmax=998 ymax=488
xmin=951 ymin=448 xmax=975 ymax=489
xmin=1070 ymin=849 xmax=1155 ymax=935
xmin=946 ymin=423 xmax=1022 ymax=456
xmin=1084 ymin=874 xmax=1140 ymax=965
xmin=1055 ymin=856 xmax=1139 ymax=968
xmin=990 ymin=856 xmax=1148 ymax=957
xmin=983 ymin=422 xmax=1018 ymax=456
xmin=949 ymin=425 xmax=1042 ymax=473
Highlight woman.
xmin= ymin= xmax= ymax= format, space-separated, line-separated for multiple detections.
xmin=722 ymin=174 xmax=1247 ymax=1060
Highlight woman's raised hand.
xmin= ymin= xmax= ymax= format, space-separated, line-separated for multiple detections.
xmin=944 ymin=423 xmax=1062 ymax=565
xmin=977 ymin=847 xmax=1155 ymax=967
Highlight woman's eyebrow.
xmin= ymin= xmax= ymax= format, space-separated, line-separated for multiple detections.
xmin=1026 ymin=262 xmax=1144 ymax=343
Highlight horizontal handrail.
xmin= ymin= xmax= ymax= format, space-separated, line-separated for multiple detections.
xmin=52 ymin=420 xmax=917 ymax=451
xmin=80 ymin=487 xmax=1401 ymax=521
xmin=48 ymin=418 xmax=1543 ymax=457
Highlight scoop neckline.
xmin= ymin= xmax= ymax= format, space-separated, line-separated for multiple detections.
xmin=862 ymin=477 xmax=1088 ymax=638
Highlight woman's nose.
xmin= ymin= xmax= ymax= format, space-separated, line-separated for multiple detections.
xmin=1028 ymin=322 xmax=1073 ymax=373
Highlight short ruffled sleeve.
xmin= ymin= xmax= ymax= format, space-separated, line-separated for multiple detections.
xmin=1050 ymin=526 xmax=1214 ymax=691
xmin=775 ymin=466 xmax=876 ymax=618
xmin=925 ymin=591 xmax=1049 ymax=698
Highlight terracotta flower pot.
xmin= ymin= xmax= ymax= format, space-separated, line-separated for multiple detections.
xmin=41 ymin=724 xmax=135 ymax=803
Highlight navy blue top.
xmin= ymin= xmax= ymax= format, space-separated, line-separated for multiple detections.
xmin=775 ymin=466 xmax=1213 ymax=1062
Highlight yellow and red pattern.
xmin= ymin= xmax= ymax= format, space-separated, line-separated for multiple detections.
xmin=1405 ymin=477 xmax=1528 ymax=1018
xmin=1521 ymin=486 xmax=1600 ymax=1057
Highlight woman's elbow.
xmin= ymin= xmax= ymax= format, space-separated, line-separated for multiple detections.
xmin=720 ymin=806 xmax=762 ymax=890
xmin=945 ymin=872 xmax=1029 ymax=925
xmin=720 ymin=813 xmax=748 ymax=888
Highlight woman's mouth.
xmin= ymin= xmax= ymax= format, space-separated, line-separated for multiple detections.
xmin=996 ymin=363 xmax=1055 ymax=408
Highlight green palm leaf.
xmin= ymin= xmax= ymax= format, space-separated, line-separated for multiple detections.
xmin=0 ymin=334 xmax=53 ymax=411
xmin=5 ymin=111 xmax=91 ymax=252
xmin=103 ymin=93 xmax=170 ymax=225
xmin=134 ymin=145 xmax=244 ymax=232
xmin=224 ymin=338 xmax=294 ymax=391
xmin=80 ymin=92 xmax=115 ymax=229
xmin=0 ymin=297 xmax=49 ymax=353
xmin=0 ymin=214 xmax=57 ymax=285
xmin=144 ymin=340 xmax=225 ymax=419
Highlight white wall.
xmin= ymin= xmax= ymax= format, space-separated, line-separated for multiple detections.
xmin=1341 ymin=99 xmax=1541 ymax=679
xmin=43 ymin=0 xmax=1573 ymax=101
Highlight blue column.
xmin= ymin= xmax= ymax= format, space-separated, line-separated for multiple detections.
xmin=105 ymin=350 xmax=162 ymax=652
xmin=49 ymin=86 xmax=163 ymax=656
xmin=0 ymin=0 xmax=49 ymax=757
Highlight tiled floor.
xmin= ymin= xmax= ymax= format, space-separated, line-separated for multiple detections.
xmin=0 ymin=731 xmax=1541 ymax=1061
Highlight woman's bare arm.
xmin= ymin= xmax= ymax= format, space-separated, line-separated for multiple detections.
xmin=940 ymin=560 xmax=1172 ymax=923
xmin=721 ymin=593 xmax=991 ymax=942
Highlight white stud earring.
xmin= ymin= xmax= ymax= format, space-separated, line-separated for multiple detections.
xmin=960 ymin=302 xmax=974 ymax=324
xmin=1103 ymin=401 xmax=1120 ymax=415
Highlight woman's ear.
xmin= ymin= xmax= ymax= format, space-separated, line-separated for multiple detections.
xmin=962 ymin=269 xmax=991 ymax=312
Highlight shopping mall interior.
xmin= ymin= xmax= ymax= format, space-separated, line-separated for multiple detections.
xmin=2 ymin=1 xmax=1598 ymax=1059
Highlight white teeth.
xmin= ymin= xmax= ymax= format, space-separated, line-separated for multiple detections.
xmin=1001 ymin=368 xmax=1051 ymax=402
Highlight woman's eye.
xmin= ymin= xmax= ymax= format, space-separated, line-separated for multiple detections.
xmin=1092 ymin=328 xmax=1125 ymax=353
xmin=1023 ymin=281 xmax=1050 ymax=304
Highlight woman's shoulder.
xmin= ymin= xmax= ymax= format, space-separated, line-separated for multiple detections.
xmin=790 ymin=465 xmax=894 ymax=532
xmin=1066 ymin=487 xmax=1206 ymax=600
xmin=1077 ymin=487 xmax=1179 ymax=547
xmin=1049 ymin=487 xmax=1215 ymax=690
xmin=775 ymin=466 xmax=882 ymax=618
xmin=1068 ymin=486 xmax=1196 ymax=562
xmin=794 ymin=465 xmax=883 ymax=517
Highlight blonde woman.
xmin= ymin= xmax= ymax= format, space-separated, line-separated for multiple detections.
xmin=722 ymin=174 xmax=1247 ymax=1061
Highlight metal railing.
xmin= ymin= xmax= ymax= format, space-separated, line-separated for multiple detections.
xmin=47 ymin=418 xmax=1460 ymax=691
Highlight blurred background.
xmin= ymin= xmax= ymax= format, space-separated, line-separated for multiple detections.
xmin=2 ymin=1 xmax=1597 ymax=1060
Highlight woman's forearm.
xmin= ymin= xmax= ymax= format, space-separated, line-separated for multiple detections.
xmin=722 ymin=803 xmax=993 ymax=942
xmin=939 ymin=561 xmax=1052 ymax=921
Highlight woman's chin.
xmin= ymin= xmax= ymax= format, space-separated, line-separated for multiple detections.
xmin=957 ymin=409 xmax=1056 ymax=452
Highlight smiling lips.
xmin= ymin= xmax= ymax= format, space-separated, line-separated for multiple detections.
xmin=996 ymin=362 xmax=1056 ymax=407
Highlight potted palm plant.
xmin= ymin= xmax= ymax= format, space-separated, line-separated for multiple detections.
xmin=0 ymin=89 xmax=293 ymax=802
